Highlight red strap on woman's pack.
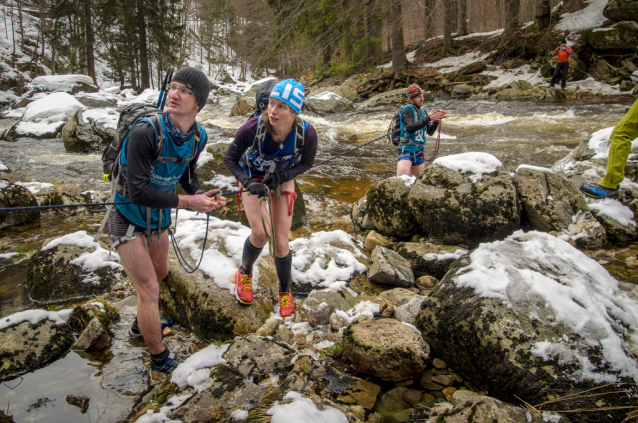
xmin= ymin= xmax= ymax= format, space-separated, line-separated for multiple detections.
xmin=283 ymin=191 xmax=296 ymax=216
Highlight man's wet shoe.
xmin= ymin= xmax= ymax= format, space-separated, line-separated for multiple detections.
xmin=234 ymin=266 xmax=253 ymax=305
xmin=580 ymin=183 xmax=619 ymax=199
xmin=129 ymin=317 xmax=174 ymax=338
xmin=150 ymin=352 xmax=181 ymax=373
xmin=279 ymin=292 xmax=295 ymax=317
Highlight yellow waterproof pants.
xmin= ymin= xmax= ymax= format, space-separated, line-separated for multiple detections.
xmin=600 ymin=99 xmax=638 ymax=189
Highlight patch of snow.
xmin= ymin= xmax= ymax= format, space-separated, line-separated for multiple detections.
xmin=14 ymin=181 xmax=54 ymax=194
xmin=204 ymin=174 xmax=236 ymax=191
xmin=171 ymin=343 xmax=230 ymax=391
xmin=43 ymin=231 xmax=122 ymax=277
xmin=0 ymin=89 xmax=17 ymax=104
xmin=454 ymin=29 xmax=504 ymax=40
xmin=0 ymin=161 xmax=8 ymax=171
xmin=0 ymin=308 xmax=73 ymax=330
xmin=516 ymin=164 xmax=554 ymax=173
xmin=0 ymin=253 xmax=18 ymax=259
xmin=21 ymin=92 xmax=84 ymax=123
xmin=290 ymin=230 xmax=367 ymax=288
xmin=588 ymin=198 xmax=636 ymax=227
xmin=421 ymin=51 xmax=492 ymax=74
xmin=394 ymin=175 xmax=416 ymax=187
xmin=81 ymin=107 xmax=120 ymax=130
xmin=588 ymin=127 xmax=638 ymax=160
xmin=267 ymin=391 xmax=348 ymax=423
xmin=30 ymin=74 xmax=96 ymax=93
xmin=455 ymin=230 xmax=638 ymax=384
xmin=434 ymin=152 xmax=502 ymax=182
xmin=118 ymin=88 xmax=160 ymax=107
xmin=406 ymin=50 xmax=417 ymax=62
xmin=423 ymin=249 xmax=467 ymax=261
xmin=3 ymin=107 xmax=26 ymax=118
xmin=15 ymin=121 xmax=65 ymax=136
xmin=231 ymin=409 xmax=249 ymax=421
xmin=245 ymin=76 xmax=278 ymax=93
xmin=556 ymin=0 xmax=607 ymax=32
xmin=135 ymin=393 xmax=193 ymax=423
xmin=310 ymin=91 xmax=344 ymax=101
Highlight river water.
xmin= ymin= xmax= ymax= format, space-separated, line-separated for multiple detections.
xmin=0 ymin=95 xmax=634 ymax=422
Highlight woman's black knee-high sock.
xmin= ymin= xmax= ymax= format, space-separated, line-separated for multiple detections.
xmin=241 ymin=237 xmax=263 ymax=274
xmin=274 ymin=250 xmax=293 ymax=292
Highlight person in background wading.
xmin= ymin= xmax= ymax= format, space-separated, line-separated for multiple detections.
xmin=223 ymin=79 xmax=318 ymax=317
xmin=549 ymin=39 xmax=572 ymax=90
xmin=397 ymin=84 xmax=446 ymax=177
xmin=108 ymin=67 xmax=226 ymax=373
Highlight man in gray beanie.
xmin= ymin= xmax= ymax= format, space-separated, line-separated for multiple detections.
xmin=107 ymin=66 xmax=225 ymax=373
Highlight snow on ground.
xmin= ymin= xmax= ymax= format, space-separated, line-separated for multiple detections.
xmin=434 ymin=152 xmax=502 ymax=182
xmin=309 ymin=91 xmax=345 ymax=101
xmin=516 ymin=164 xmax=554 ymax=173
xmin=169 ymin=211 xmax=366 ymax=292
xmin=135 ymin=393 xmax=192 ymax=423
xmin=3 ymin=107 xmax=26 ymax=118
xmin=423 ymin=249 xmax=467 ymax=261
xmin=171 ymin=343 xmax=230 ymax=391
xmin=588 ymin=198 xmax=636 ymax=227
xmin=203 ymin=174 xmax=236 ymax=191
xmin=587 ymin=127 xmax=638 ymax=160
xmin=0 ymin=89 xmax=17 ymax=104
xmin=81 ymin=107 xmax=119 ymax=129
xmin=117 ymin=88 xmax=161 ymax=107
xmin=267 ymin=391 xmax=348 ymax=423
xmin=455 ymin=230 xmax=638 ymax=384
xmin=43 ymin=231 xmax=122 ymax=281
xmin=29 ymin=74 xmax=96 ymax=93
xmin=21 ymin=92 xmax=83 ymax=123
xmin=14 ymin=181 xmax=54 ymax=194
xmin=0 ymin=160 xmax=9 ymax=171
xmin=421 ymin=51 xmax=493 ymax=74
xmin=556 ymin=0 xmax=607 ymax=32
xmin=483 ymin=64 xmax=546 ymax=89
xmin=290 ymin=230 xmax=367 ymax=288
xmin=0 ymin=308 xmax=73 ymax=330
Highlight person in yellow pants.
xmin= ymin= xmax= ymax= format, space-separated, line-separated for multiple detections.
xmin=580 ymin=100 xmax=638 ymax=199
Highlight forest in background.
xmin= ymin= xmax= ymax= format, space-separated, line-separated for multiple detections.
xmin=1 ymin=0 xmax=583 ymax=90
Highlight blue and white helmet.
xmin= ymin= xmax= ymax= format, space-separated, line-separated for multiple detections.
xmin=269 ymin=78 xmax=305 ymax=114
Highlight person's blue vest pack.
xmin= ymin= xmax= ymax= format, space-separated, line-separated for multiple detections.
xmin=387 ymin=104 xmax=427 ymax=147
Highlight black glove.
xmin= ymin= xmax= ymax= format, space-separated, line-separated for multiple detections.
xmin=245 ymin=181 xmax=269 ymax=197
xmin=262 ymin=171 xmax=286 ymax=190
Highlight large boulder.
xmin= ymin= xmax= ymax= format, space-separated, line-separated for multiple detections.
xmin=74 ymin=92 xmax=118 ymax=108
xmin=415 ymin=231 xmax=638 ymax=423
xmin=367 ymin=176 xmax=420 ymax=238
xmin=344 ymin=318 xmax=430 ymax=381
xmin=362 ymin=88 xmax=429 ymax=108
xmin=29 ymin=74 xmax=98 ymax=94
xmin=582 ymin=21 xmax=638 ymax=51
xmin=160 ymin=247 xmax=279 ymax=341
xmin=26 ymin=231 xmax=122 ymax=303
xmin=514 ymin=165 xmax=589 ymax=232
xmin=0 ymin=310 xmax=74 ymax=378
xmin=223 ymin=334 xmax=294 ymax=378
xmin=603 ymin=0 xmax=638 ymax=22
xmin=396 ymin=242 xmax=468 ymax=279
xmin=367 ymin=246 xmax=415 ymax=288
xmin=304 ymin=91 xmax=353 ymax=114
xmin=407 ymin=153 xmax=520 ymax=247
xmin=0 ymin=181 xmax=40 ymax=229
xmin=62 ymin=109 xmax=117 ymax=154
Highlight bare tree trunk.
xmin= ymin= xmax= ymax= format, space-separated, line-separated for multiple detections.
xmin=364 ymin=0 xmax=382 ymax=64
xmin=458 ymin=0 xmax=468 ymax=36
xmin=137 ymin=0 xmax=149 ymax=90
xmin=535 ymin=0 xmax=551 ymax=29
xmin=84 ymin=0 xmax=96 ymax=81
xmin=391 ymin=0 xmax=407 ymax=70
xmin=443 ymin=0 xmax=453 ymax=53
xmin=424 ymin=0 xmax=435 ymax=40
xmin=38 ymin=0 xmax=46 ymax=59
xmin=16 ymin=0 xmax=23 ymax=51
xmin=504 ymin=0 xmax=520 ymax=35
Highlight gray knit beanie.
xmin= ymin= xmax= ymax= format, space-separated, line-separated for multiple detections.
xmin=172 ymin=67 xmax=210 ymax=111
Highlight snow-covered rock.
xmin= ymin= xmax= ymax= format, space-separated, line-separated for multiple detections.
xmin=30 ymin=74 xmax=98 ymax=94
xmin=415 ymin=230 xmax=638 ymax=423
xmin=304 ymin=91 xmax=353 ymax=114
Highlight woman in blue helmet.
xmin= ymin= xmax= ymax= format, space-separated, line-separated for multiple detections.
xmin=224 ymin=78 xmax=318 ymax=317
xmin=397 ymin=84 xmax=447 ymax=177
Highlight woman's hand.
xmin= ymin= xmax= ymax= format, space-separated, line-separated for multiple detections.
xmin=245 ymin=181 xmax=269 ymax=198
xmin=429 ymin=109 xmax=447 ymax=123
xmin=262 ymin=172 xmax=286 ymax=190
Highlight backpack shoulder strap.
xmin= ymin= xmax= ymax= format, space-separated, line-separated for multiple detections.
xmin=294 ymin=118 xmax=306 ymax=162
xmin=252 ymin=115 xmax=267 ymax=155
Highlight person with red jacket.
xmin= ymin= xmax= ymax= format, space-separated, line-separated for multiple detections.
xmin=549 ymin=39 xmax=572 ymax=90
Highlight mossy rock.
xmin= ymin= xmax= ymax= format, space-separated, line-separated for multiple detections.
xmin=366 ymin=177 xmax=419 ymax=239
xmin=0 ymin=182 xmax=40 ymax=229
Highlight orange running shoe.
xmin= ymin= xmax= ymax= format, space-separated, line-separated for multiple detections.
xmin=234 ymin=266 xmax=253 ymax=305
xmin=279 ymin=292 xmax=295 ymax=317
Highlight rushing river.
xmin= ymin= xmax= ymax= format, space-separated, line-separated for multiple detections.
xmin=0 ymin=95 xmax=634 ymax=422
